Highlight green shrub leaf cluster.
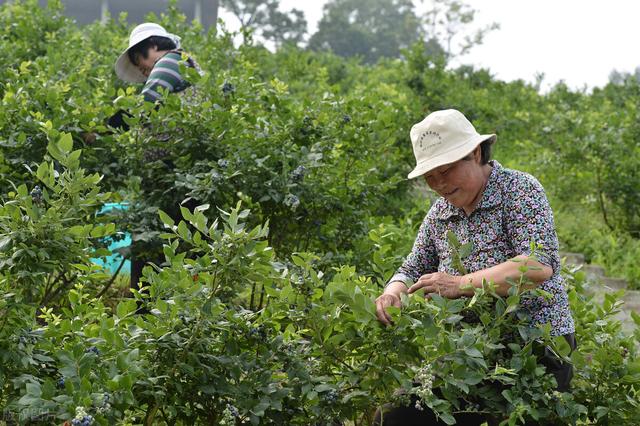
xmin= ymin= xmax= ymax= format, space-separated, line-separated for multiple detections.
xmin=1 ymin=1 xmax=639 ymax=424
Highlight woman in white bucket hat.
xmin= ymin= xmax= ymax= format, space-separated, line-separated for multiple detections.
xmin=373 ymin=109 xmax=576 ymax=425
xmin=113 ymin=22 xmax=202 ymax=107
xmin=111 ymin=23 xmax=202 ymax=293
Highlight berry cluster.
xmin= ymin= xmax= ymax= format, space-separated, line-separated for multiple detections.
xmin=219 ymin=403 xmax=240 ymax=425
xmin=290 ymin=165 xmax=306 ymax=182
xmin=324 ymin=389 xmax=339 ymax=404
xmin=85 ymin=346 xmax=100 ymax=355
xmin=226 ymin=404 xmax=239 ymax=417
xmin=413 ymin=364 xmax=435 ymax=411
xmin=30 ymin=185 xmax=43 ymax=205
xmin=97 ymin=393 xmax=112 ymax=414
xmin=222 ymin=81 xmax=236 ymax=96
xmin=300 ymin=116 xmax=315 ymax=136
xmin=71 ymin=407 xmax=93 ymax=426
xmin=143 ymin=147 xmax=170 ymax=162
xmin=284 ymin=194 xmax=300 ymax=210
xmin=18 ymin=335 xmax=38 ymax=345
xmin=71 ymin=416 xmax=94 ymax=426
xmin=248 ymin=326 xmax=267 ymax=340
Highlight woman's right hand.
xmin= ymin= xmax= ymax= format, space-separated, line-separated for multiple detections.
xmin=375 ymin=292 xmax=401 ymax=326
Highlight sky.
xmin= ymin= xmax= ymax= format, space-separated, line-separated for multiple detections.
xmin=224 ymin=0 xmax=640 ymax=92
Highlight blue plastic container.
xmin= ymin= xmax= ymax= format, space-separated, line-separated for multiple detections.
xmin=91 ymin=203 xmax=131 ymax=274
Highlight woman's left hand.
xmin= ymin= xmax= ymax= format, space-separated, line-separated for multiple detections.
xmin=407 ymin=272 xmax=464 ymax=299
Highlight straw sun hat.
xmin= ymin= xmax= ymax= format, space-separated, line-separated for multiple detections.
xmin=115 ymin=23 xmax=181 ymax=83
xmin=407 ymin=109 xmax=496 ymax=179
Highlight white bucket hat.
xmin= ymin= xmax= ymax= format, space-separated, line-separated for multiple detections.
xmin=407 ymin=109 xmax=496 ymax=179
xmin=114 ymin=23 xmax=181 ymax=83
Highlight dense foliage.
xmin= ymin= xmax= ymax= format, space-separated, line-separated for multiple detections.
xmin=1 ymin=1 xmax=640 ymax=424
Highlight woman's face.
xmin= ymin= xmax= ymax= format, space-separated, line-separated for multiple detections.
xmin=423 ymin=147 xmax=489 ymax=213
xmin=133 ymin=46 xmax=164 ymax=78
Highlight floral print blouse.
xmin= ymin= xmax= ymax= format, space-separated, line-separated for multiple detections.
xmin=389 ymin=160 xmax=575 ymax=336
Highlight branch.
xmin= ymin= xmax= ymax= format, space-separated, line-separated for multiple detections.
xmin=97 ymin=256 xmax=127 ymax=298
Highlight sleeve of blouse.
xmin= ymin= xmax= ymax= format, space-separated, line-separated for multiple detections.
xmin=141 ymin=53 xmax=184 ymax=103
xmin=387 ymin=216 xmax=439 ymax=287
xmin=504 ymin=173 xmax=561 ymax=274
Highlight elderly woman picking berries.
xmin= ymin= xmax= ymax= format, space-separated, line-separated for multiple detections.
xmin=373 ymin=109 xmax=576 ymax=425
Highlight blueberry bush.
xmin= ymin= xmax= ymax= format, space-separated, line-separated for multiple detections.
xmin=1 ymin=0 xmax=639 ymax=424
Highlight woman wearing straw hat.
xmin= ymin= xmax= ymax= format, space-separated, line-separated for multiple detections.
xmin=373 ymin=109 xmax=576 ymax=425
xmin=112 ymin=23 xmax=202 ymax=291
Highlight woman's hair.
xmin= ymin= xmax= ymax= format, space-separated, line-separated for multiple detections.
xmin=128 ymin=36 xmax=177 ymax=66
xmin=462 ymin=139 xmax=493 ymax=165
xmin=479 ymin=139 xmax=493 ymax=164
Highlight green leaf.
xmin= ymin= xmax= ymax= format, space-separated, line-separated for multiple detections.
xmin=68 ymin=225 xmax=90 ymax=237
xmin=314 ymin=384 xmax=334 ymax=392
xmin=177 ymin=221 xmax=190 ymax=240
xmin=36 ymin=162 xmax=48 ymax=182
xmin=0 ymin=236 xmax=11 ymax=251
xmin=552 ymin=335 xmax=572 ymax=357
xmin=25 ymin=382 xmax=42 ymax=397
xmin=464 ymin=347 xmax=483 ymax=358
xmin=505 ymin=294 xmax=520 ymax=314
xmin=58 ymin=132 xmax=73 ymax=154
xmin=385 ymin=306 xmax=401 ymax=322
xmin=437 ymin=412 xmax=456 ymax=425
xmin=291 ymin=254 xmax=307 ymax=268
xmin=68 ymin=149 xmax=82 ymax=168
xmin=446 ymin=230 xmax=460 ymax=248
xmin=158 ymin=209 xmax=175 ymax=227
xmin=17 ymin=184 xmax=28 ymax=197
xmin=459 ymin=242 xmax=473 ymax=258
xmin=116 ymin=299 xmax=137 ymax=318
xmin=180 ymin=206 xmax=194 ymax=222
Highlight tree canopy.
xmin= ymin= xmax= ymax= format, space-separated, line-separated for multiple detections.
xmin=308 ymin=0 xmax=497 ymax=63
xmin=308 ymin=0 xmax=422 ymax=63
xmin=221 ymin=0 xmax=307 ymax=47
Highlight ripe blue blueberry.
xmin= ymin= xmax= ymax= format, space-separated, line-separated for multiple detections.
xmin=222 ymin=81 xmax=236 ymax=96
xmin=226 ymin=404 xmax=239 ymax=417
xmin=85 ymin=346 xmax=100 ymax=355
xmin=325 ymin=389 xmax=339 ymax=403
xmin=284 ymin=194 xmax=300 ymax=210
xmin=30 ymin=185 xmax=43 ymax=204
xmin=290 ymin=165 xmax=306 ymax=182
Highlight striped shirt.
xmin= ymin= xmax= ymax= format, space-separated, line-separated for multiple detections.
xmin=141 ymin=51 xmax=199 ymax=102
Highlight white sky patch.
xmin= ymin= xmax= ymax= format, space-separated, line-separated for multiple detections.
xmin=220 ymin=0 xmax=640 ymax=91
xmin=455 ymin=0 xmax=640 ymax=91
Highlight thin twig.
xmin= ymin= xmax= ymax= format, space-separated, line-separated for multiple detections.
xmin=97 ymin=256 xmax=126 ymax=298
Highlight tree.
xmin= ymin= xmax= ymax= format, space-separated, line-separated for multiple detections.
xmin=608 ymin=66 xmax=640 ymax=85
xmin=221 ymin=0 xmax=307 ymax=47
xmin=309 ymin=0 xmax=498 ymax=63
xmin=308 ymin=0 xmax=422 ymax=64
xmin=422 ymin=0 xmax=499 ymax=57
